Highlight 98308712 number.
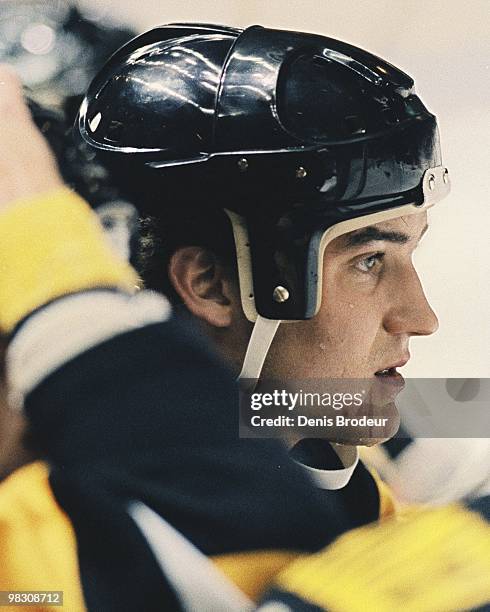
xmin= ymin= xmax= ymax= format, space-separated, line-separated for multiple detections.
xmin=0 ymin=591 xmax=63 ymax=606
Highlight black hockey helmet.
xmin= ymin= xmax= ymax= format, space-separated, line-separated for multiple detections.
xmin=77 ymin=23 xmax=450 ymax=333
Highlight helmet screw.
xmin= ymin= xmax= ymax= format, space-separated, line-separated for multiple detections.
xmin=428 ymin=173 xmax=436 ymax=190
xmin=273 ymin=286 xmax=290 ymax=303
xmin=295 ymin=166 xmax=307 ymax=179
xmin=443 ymin=168 xmax=449 ymax=184
xmin=237 ymin=157 xmax=249 ymax=172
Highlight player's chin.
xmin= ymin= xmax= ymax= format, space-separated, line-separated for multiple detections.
xmin=332 ymin=402 xmax=401 ymax=447
xmin=368 ymin=401 xmax=401 ymax=444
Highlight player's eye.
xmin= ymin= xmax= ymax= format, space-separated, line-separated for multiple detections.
xmin=353 ymin=252 xmax=385 ymax=274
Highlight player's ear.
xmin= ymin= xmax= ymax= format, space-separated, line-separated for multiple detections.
xmin=168 ymin=246 xmax=235 ymax=327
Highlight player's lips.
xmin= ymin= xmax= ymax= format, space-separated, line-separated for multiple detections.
xmin=374 ymin=357 xmax=409 ymax=387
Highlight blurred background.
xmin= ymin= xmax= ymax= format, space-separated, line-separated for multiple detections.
xmin=1 ymin=0 xmax=488 ymax=378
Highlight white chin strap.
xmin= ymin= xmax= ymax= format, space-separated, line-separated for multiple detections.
xmin=238 ymin=315 xmax=280 ymax=381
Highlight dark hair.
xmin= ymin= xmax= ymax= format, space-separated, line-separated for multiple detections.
xmin=136 ymin=204 xmax=237 ymax=303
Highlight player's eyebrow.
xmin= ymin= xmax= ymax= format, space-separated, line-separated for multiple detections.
xmin=342 ymin=227 xmax=410 ymax=247
xmin=340 ymin=223 xmax=429 ymax=249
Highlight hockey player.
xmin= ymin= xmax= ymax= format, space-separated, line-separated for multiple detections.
xmin=0 ymin=65 xmax=489 ymax=612
xmin=76 ymin=23 xmax=450 ymax=524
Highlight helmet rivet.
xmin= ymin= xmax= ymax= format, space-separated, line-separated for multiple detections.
xmin=296 ymin=166 xmax=307 ymax=179
xmin=273 ymin=286 xmax=290 ymax=303
xmin=428 ymin=173 xmax=436 ymax=190
xmin=237 ymin=157 xmax=249 ymax=172
xmin=443 ymin=168 xmax=449 ymax=184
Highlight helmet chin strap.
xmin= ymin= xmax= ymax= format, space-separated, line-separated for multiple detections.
xmin=238 ymin=315 xmax=280 ymax=382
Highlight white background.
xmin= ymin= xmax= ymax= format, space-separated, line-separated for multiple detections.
xmin=79 ymin=0 xmax=489 ymax=377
